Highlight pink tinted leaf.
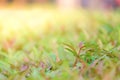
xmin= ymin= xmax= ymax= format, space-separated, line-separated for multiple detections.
xmin=20 ymin=64 xmax=29 ymax=72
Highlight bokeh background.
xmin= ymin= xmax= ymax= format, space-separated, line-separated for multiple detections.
xmin=0 ymin=0 xmax=120 ymax=9
xmin=0 ymin=0 xmax=120 ymax=80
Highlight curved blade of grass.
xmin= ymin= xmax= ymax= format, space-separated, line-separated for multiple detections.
xmin=63 ymin=43 xmax=77 ymax=56
xmin=65 ymin=47 xmax=77 ymax=56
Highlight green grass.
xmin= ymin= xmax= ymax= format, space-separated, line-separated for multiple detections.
xmin=0 ymin=8 xmax=120 ymax=80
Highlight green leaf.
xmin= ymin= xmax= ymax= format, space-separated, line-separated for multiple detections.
xmin=63 ymin=43 xmax=77 ymax=56
xmin=65 ymin=47 xmax=77 ymax=56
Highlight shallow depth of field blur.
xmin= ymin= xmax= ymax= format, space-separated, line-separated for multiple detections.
xmin=0 ymin=0 xmax=120 ymax=80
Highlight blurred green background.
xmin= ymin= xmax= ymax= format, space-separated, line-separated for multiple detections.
xmin=0 ymin=0 xmax=120 ymax=80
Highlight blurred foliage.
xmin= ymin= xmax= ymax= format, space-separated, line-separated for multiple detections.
xmin=0 ymin=7 xmax=120 ymax=80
